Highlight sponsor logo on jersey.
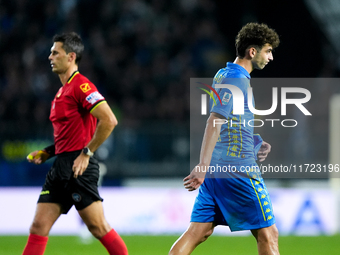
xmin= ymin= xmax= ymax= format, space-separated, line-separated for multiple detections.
xmin=80 ymin=83 xmax=91 ymax=93
xmin=86 ymin=91 xmax=104 ymax=105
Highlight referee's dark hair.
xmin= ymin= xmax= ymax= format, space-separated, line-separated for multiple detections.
xmin=53 ymin=32 xmax=84 ymax=64
xmin=235 ymin=23 xmax=280 ymax=58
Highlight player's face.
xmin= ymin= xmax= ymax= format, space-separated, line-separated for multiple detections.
xmin=48 ymin=42 xmax=72 ymax=74
xmin=252 ymin=44 xmax=274 ymax=70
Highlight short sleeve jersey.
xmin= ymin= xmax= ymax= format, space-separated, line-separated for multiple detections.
xmin=50 ymin=71 xmax=106 ymax=154
xmin=210 ymin=62 xmax=257 ymax=162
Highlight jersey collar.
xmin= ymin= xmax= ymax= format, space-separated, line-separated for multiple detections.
xmin=67 ymin=71 xmax=79 ymax=84
xmin=226 ymin=62 xmax=251 ymax=79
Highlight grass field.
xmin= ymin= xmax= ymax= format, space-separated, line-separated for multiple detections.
xmin=1 ymin=235 xmax=339 ymax=255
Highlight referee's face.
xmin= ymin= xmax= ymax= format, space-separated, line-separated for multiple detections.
xmin=252 ymin=43 xmax=274 ymax=70
xmin=48 ymin=42 xmax=72 ymax=74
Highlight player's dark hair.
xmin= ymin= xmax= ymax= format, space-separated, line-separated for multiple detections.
xmin=53 ymin=32 xmax=84 ymax=64
xmin=235 ymin=23 xmax=280 ymax=58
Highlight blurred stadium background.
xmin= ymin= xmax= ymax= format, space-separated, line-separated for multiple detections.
xmin=0 ymin=0 xmax=340 ymax=254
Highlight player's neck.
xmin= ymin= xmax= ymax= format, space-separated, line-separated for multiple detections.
xmin=233 ymin=57 xmax=253 ymax=74
xmin=59 ymin=66 xmax=79 ymax=85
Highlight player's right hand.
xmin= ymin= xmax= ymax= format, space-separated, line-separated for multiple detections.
xmin=27 ymin=150 xmax=50 ymax=165
xmin=183 ymin=164 xmax=207 ymax=191
xmin=257 ymin=141 xmax=271 ymax=162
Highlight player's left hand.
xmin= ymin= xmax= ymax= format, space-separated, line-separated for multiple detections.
xmin=72 ymin=153 xmax=90 ymax=178
xmin=257 ymin=141 xmax=271 ymax=162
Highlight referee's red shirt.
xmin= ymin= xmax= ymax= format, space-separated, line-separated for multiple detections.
xmin=50 ymin=71 xmax=106 ymax=154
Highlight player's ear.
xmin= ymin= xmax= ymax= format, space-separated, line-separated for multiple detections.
xmin=68 ymin=52 xmax=77 ymax=63
xmin=249 ymin=47 xmax=257 ymax=58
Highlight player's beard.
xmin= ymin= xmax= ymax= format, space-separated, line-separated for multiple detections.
xmin=253 ymin=59 xmax=267 ymax=70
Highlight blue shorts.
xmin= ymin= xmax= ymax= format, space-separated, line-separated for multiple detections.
xmin=191 ymin=160 xmax=275 ymax=231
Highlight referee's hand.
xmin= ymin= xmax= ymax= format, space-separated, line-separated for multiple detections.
xmin=72 ymin=153 xmax=90 ymax=178
xmin=183 ymin=164 xmax=207 ymax=191
xmin=27 ymin=150 xmax=49 ymax=164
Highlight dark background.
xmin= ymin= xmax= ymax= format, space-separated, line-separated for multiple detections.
xmin=0 ymin=0 xmax=337 ymax=186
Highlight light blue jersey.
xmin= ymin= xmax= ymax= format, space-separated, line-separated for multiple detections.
xmin=210 ymin=62 xmax=262 ymax=163
xmin=191 ymin=62 xmax=275 ymax=231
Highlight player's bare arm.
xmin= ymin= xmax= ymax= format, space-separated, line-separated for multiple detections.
xmin=184 ymin=112 xmax=225 ymax=191
xmin=257 ymin=141 xmax=271 ymax=162
xmin=72 ymin=102 xmax=118 ymax=178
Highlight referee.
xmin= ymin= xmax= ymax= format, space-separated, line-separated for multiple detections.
xmin=22 ymin=32 xmax=128 ymax=255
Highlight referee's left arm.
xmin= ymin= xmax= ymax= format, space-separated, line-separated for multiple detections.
xmin=87 ymin=102 xmax=118 ymax=153
xmin=72 ymin=102 xmax=117 ymax=178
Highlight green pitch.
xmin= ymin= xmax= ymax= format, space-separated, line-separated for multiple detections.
xmin=1 ymin=235 xmax=339 ymax=255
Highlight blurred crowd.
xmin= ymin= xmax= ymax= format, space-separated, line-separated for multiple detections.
xmin=1 ymin=0 xmax=339 ymax=168
xmin=0 ymin=0 xmax=228 ymax=139
xmin=2 ymin=0 xmax=340 ymax=184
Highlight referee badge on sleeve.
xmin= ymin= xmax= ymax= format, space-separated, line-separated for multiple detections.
xmin=86 ymin=91 xmax=104 ymax=105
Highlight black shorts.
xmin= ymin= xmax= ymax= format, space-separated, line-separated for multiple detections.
xmin=38 ymin=150 xmax=103 ymax=214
